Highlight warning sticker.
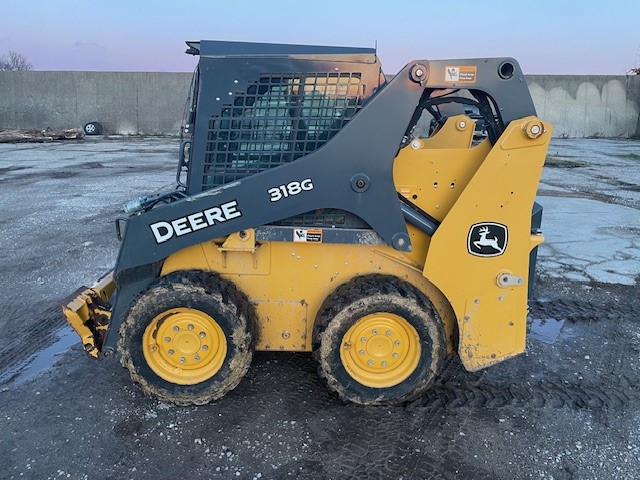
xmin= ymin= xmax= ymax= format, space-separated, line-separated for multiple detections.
xmin=293 ymin=228 xmax=323 ymax=243
xmin=444 ymin=66 xmax=477 ymax=83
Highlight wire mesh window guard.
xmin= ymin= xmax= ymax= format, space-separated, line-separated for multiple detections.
xmin=203 ymin=72 xmax=364 ymax=189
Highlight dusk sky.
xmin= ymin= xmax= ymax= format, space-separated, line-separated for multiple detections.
xmin=1 ymin=0 xmax=639 ymax=75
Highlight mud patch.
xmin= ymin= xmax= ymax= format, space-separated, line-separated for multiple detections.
xmin=47 ymin=170 xmax=81 ymax=180
xmin=0 ymin=165 xmax=30 ymax=175
xmin=621 ymin=183 xmax=640 ymax=192
xmin=113 ymin=416 xmax=144 ymax=439
xmin=545 ymin=156 xmax=588 ymax=168
xmin=81 ymin=161 xmax=106 ymax=169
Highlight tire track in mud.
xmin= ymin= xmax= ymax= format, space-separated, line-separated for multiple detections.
xmin=530 ymin=293 xmax=639 ymax=381
xmin=408 ymin=294 xmax=640 ymax=412
xmin=408 ymin=377 xmax=640 ymax=411
xmin=529 ymin=297 xmax=637 ymax=323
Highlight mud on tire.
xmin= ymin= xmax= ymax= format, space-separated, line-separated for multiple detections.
xmin=118 ymin=270 xmax=256 ymax=405
xmin=313 ymin=275 xmax=446 ymax=406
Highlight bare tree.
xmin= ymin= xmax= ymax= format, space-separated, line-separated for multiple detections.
xmin=0 ymin=51 xmax=33 ymax=71
xmin=629 ymin=47 xmax=640 ymax=75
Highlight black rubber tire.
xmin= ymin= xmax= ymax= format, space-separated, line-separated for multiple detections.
xmin=118 ymin=270 xmax=256 ymax=405
xmin=313 ymin=275 xmax=446 ymax=406
xmin=83 ymin=121 xmax=103 ymax=135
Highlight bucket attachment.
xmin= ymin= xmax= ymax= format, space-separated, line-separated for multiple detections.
xmin=62 ymin=272 xmax=115 ymax=358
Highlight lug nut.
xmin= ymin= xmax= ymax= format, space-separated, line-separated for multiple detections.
xmin=199 ymin=332 xmax=206 ymax=338
xmin=361 ymin=337 xmax=367 ymax=343
xmin=179 ymin=357 xmax=186 ymax=364
xmin=394 ymin=340 xmax=401 ymax=346
xmin=164 ymin=337 xmax=171 ymax=342
xmin=386 ymin=330 xmax=392 ymax=336
xmin=168 ymin=349 xmax=175 ymax=355
xmin=392 ymin=353 xmax=399 ymax=359
xmin=359 ymin=349 xmax=365 ymax=355
xmin=372 ymin=329 xmax=378 ymax=335
xmin=187 ymin=324 xmax=194 ymax=330
xmin=381 ymin=361 xmax=388 ymax=367
xmin=367 ymin=360 xmax=374 ymax=366
xmin=202 ymin=345 xmax=209 ymax=351
xmin=173 ymin=326 xmax=180 ymax=332
xmin=194 ymin=355 xmax=200 ymax=361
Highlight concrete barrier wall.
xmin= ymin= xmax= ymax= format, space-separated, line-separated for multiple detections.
xmin=1 ymin=71 xmax=639 ymax=137
xmin=0 ymin=72 xmax=192 ymax=135
xmin=527 ymin=75 xmax=640 ymax=138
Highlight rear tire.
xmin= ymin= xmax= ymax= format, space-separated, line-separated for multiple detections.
xmin=313 ymin=275 xmax=446 ymax=405
xmin=118 ymin=270 xmax=256 ymax=405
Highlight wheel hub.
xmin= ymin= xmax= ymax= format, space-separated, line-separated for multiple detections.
xmin=173 ymin=331 xmax=200 ymax=354
xmin=143 ymin=308 xmax=227 ymax=385
xmin=340 ymin=312 xmax=420 ymax=388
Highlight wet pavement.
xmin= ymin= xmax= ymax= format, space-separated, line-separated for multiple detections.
xmin=0 ymin=137 xmax=639 ymax=479
xmin=538 ymin=139 xmax=640 ymax=285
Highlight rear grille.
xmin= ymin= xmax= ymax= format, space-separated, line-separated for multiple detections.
xmin=203 ymin=72 xmax=364 ymax=189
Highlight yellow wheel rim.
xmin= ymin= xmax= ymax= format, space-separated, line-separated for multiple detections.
xmin=142 ymin=308 xmax=227 ymax=385
xmin=340 ymin=312 xmax=420 ymax=389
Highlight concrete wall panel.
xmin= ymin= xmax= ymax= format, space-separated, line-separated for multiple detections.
xmin=0 ymin=71 xmax=191 ymax=135
xmin=527 ymin=75 xmax=640 ymax=137
xmin=0 ymin=71 xmax=638 ymax=137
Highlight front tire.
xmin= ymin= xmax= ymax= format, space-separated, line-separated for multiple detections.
xmin=313 ymin=275 xmax=446 ymax=406
xmin=118 ymin=270 xmax=256 ymax=405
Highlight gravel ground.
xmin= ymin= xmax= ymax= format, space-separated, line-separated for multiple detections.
xmin=0 ymin=137 xmax=639 ymax=480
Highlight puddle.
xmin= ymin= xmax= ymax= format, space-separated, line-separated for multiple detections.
xmin=0 ymin=326 xmax=77 ymax=387
xmin=529 ymin=318 xmax=565 ymax=344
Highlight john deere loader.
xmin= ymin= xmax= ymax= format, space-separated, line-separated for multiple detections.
xmin=63 ymin=40 xmax=551 ymax=406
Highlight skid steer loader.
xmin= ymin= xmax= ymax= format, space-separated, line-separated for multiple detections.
xmin=62 ymin=40 xmax=551 ymax=406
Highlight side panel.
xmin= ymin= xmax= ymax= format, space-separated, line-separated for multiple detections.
xmin=394 ymin=116 xmax=492 ymax=223
xmin=160 ymin=235 xmax=458 ymax=354
xmin=423 ymin=117 xmax=551 ymax=370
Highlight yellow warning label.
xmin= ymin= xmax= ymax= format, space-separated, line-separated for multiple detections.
xmin=444 ymin=66 xmax=477 ymax=84
xmin=293 ymin=228 xmax=323 ymax=243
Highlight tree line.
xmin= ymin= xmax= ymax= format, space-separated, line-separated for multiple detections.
xmin=0 ymin=51 xmax=32 ymax=71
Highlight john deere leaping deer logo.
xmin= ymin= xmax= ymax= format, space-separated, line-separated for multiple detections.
xmin=467 ymin=223 xmax=508 ymax=257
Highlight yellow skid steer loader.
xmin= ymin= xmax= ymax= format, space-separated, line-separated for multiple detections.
xmin=63 ymin=40 xmax=551 ymax=405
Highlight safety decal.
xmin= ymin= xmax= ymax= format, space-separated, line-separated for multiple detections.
xmin=444 ymin=66 xmax=477 ymax=83
xmin=293 ymin=228 xmax=323 ymax=243
xmin=467 ymin=223 xmax=508 ymax=257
